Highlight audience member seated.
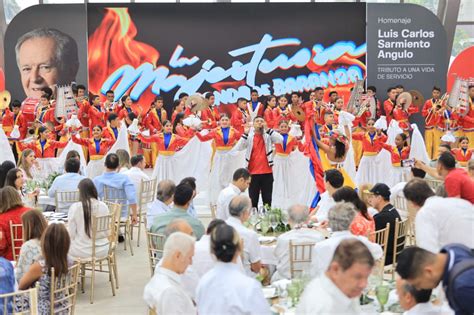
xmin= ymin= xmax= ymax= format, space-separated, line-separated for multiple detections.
xmin=436 ymin=152 xmax=474 ymax=203
xmin=19 ymin=223 xmax=74 ymax=314
xmin=390 ymin=167 xmax=426 ymax=204
xmin=403 ymin=178 xmax=474 ymax=252
xmin=48 ymin=158 xmax=86 ymax=209
xmin=116 ymin=149 xmax=131 ymax=173
xmin=298 ymin=239 xmax=375 ymax=314
xmin=179 ymin=177 xmax=197 ymax=218
xmin=18 ymin=149 xmax=39 ymax=180
xmin=16 ymin=209 xmax=47 ymax=281
xmin=5 ymin=168 xmax=38 ymax=207
xmin=147 ymin=180 xmax=175 ymax=229
xmin=64 ymin=150 xmax=86 ymax=176
xmin=122 ymin=155 xmax=150 ymax=201
xmin=358 ymin=183 xmax=378 ymax=217
xmin=216 ymin=168 xmax=251 ymax=220
xmin=143 ymin=232 xmax=196 ymax=315
xmin=0 ymin=160 xmax=15 ymax=188
xmin=397 ymin=246 xmax=474 ymax=315
xmin=68 ymin=179 xmax=110 ymax=259
xmin=0 ymin=256 xmax=15 ymax=313
xmin=225 ymin=195 xmax=262 ymax=276
xmin=273 ymin=204 xmax=325 ymax=281
xmin=196 ymin=224 xmax=271 ymax=315
xmin=311 ymin=202 xmax=382 ymax=276
xmin=369 ymin=183 xmax=401 ymax=266
xmin=395 ymin=278 xmax=445 ymax=315
xmin=0 ymin=187 xmax=30 ymax=260
xmin=333 ymin=186 xmax=375 ymax=237
xmin=150 ymin=183 xmax=204 ymax=240
xmin=311 ymin=169 xmax=344 ymax=223
xmin=93 ymin=153 xmax=137 ymax=224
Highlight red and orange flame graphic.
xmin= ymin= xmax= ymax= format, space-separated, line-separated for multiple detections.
xmin=88 ymin=8 xmax=159 ymax=111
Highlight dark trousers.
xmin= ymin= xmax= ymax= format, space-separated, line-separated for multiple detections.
xmin=249 ymin=173 xmax=274 ymax=208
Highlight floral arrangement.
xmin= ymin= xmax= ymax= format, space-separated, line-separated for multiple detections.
xmin=25 ymin=171 xmax=61 ymax=192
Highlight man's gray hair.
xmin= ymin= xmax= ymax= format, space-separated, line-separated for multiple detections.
xmin=163 ymin=232 xmax=195 ymax=260
xmin=287 ymin=204 xmax=309 ymax=225
xmin=164 ymin=218 xmax=190 ymax=238
xmin=15 ymin=28 xmax=79 ymax=82
xmin=157 ymin=179 xmax=176 ymax=202
xmin=228 ymin=195 xmax=251 ymax=218
xmin=328 ymin=202 xmax=356 ymax=232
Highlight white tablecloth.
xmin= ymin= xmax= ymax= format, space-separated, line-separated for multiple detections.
xmin=261 ymin=244 xmax=277 ymax=265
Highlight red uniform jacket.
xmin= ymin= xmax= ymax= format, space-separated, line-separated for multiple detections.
xmin=77 ymin=100 xmax=91 ymax=129
xmin=201 ymin=106 xmax=220 ymax=129
xmin=102 ymin=126 xmax=120 ymax=141
xmin=437 ymin=109 xmax=460 ymax=131
xmin=144 ymin=108 xmax=168 ymax=133
xmin=139 ymin=133 xmax=189 ymax=154
xmin=19 ymin=139 xmax=68 ymax=158
xmin=460 ymin=99 xmax=474 ymax=131
xmin=195 ymin=127 xmax=241 ymax=149
xmin=452 ymin=148 xmax=473 ymax=166
xmin=354 ymin=110 xmax=372 ymax=129
xmin=72 ymin=136 xmax=115 ymax=159
xmin=380 ymin=143 xmax=410 ymax=166
xmin=274 ymin=134 xmax=303 ymax=156
xmin=352 ymin=132 xmax=387 ymax=156
xmin=118 ymin=106 xmax=138 ymax=121
xmin=3 ymin=111 xmax=28 ymax=139
xmin=392 ymin=105 xmax=418 ymax=131
xmin=175 ymin=125 xmax=196 ymax=139
xmin=383 ymin=99 xmax=396 ymax=123
xmin=88 ymin=105 xmax=106 ymax=129
xmin=247 ymin=102 xmax=265 ymax=118
xmin=273 ymin=106 xmax=297 ymax=125
xmin=231 ymin=108 xmax=249 ymax=134
xmin=264 ymin=107 xmax=276 ymax=129
xmin=422 ymin=99 xmax=440 ymax=129
xmin=302 ymin=101 xmax=326 ymax=125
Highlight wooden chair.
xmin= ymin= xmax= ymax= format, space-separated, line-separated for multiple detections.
xmin=103 ymin=186 xmax=133 ymax=255
xmin=103 ymin=202 xmax=121 ymax=289
xmin=54 ymin=191 xmax=80 ymax=213
xmin=369 ymin=223 xmax=390 ymax=268
xmin=425 ymin=178 xmax=443 ymax=192
xmin=78 ymin=213 xmax=118 ymax=304
xmin=135 ymin=178 xmax=157 ymax=247
xmin=148 ymin=308 xmax=157 ymax=315
xmin=391 ymin=218 xmax=409 ymax=279
xmin=289 ymin=240 xmax=316 ymax=279
xmin=393 ymin=195 xmax=408 ymax=220
xmin=0 ymin=284 xmax=39 ymax=315
xmin=210 ymin=205 xmax=217 ymax=220
xmin=9 ymin=220 xmax=23 ymax=262
xmin=49 ymin=263 xmax=80 ymax=315
xmin=146 ymin=231 xmax=165 ymax=277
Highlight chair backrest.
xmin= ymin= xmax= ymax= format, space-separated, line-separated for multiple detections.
xmin=393 ymin=195 xmax=408 ymax=220
xmin=91 ymin=214 xmax=114 ymax=258
xmin=146 ymin=231 xmax=165 ymax=277
xmin=0 ymin=284 xmax=39 ymax=315
xmin=54 ymin=191 xmax=80 ymax=213
xmin=103 ymin=202 xmax=121 ymax=244
xmin=9 ymin=220 xmax=23 ymax=262
xmin=50 ymin=263 xmax=80 ymax=315
xmin=393 ymin=218 xmax=409 ymax=268
xmin=425 ymin=178 xmax=443 ymax=192
xmin=103 ymin=186 xmax=129 ymax=218
xmin=138 ymin=179 xmax=157 ymax=210
xmin=369 ymin=223 xmax=390 ymax=267
xmin=289 ymin=240 xmax=316 ymax=279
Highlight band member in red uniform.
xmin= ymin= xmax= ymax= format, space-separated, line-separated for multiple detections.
xmin=460 ymin=85 xmax=474 ymax=144
xmin=144 ymin=96 xmax=167 ymax=133
xmin=247 ymin=89 xmax=264 ymax=119
xmin=327 ymin=91 xmax=338 ymax=108
xmin=422 ymin=86 xmax=442 ymax=159
xmin=290 ymin=92 xmax=302 ymax=109
xmin=379 ymin=133 xmax=411 ymax=187
xmin=173 ymin=112 xmax=196 ymax=139
xmin=118 ymin=95 xmax=138 ymax=121
xmin=236 ymin=116 xmax=283 ymax=208
xmin=319 ymin=111 xmax=337 ymax=138
xmin=102 ymin=113 xmax=120 ymax=141
xmin=263 ymin=95 xmax=277 ymax=129
xmin=35 ymin=93 xmax=52 ymax=125
xmin=452 ymin=136 xmax=473 ymax=167
xmin=201 ymin=93 xmax=219 ymax=129
xmin=231 ymin=98 xmax=249 ymax=134
xmin=171 ymin=100 xmax=185 ymax=124
xmin=18 ymin=126 xmax=68 ymax=158
xmin=87 ymin=95 xmax=106 ymax=130
xmin=273 ymin=95 xmax=296 ymax=125
xmin=332 ymin=97 xmax=345 ymax=124
xmin=8 ymin=101 xmax=28 ymax=140
xmin=384 ymin=87 xmax=397 ymax=123
xmin=391 ymin=97 xmax=418 ymax=133
xmin=302 ymin=87 xmax=326 ymax=125
xmin=366 ymin=86 xmax=381 ymax=118
xmin=434 ymin=103 xmax=460 ymax=152
xmin=103 ymin=90 xmax=117 ymax=119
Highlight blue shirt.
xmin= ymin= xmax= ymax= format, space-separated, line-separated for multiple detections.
xmin=0 ymin=257 xmax=15 ymax=313
xmin=48 ymin=172 xmax=86 ymax=198
xmin=93 ymin=171 xmax=137 ymax=217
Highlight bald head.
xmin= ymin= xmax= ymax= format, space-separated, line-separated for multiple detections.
xmin=287 ymin=204 xmax=309 ymax=226
xmin=228 ymin=195 xmax=251 ymax=219
xmin=157 ymin=179 xmax=176 ymax=204
xmin=164 ymin=219 xmax=193 ymax=238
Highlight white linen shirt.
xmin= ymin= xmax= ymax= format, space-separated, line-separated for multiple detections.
xmin=415 ymin=196 xmax=474 ymax=253
xmin=403 ymin=302 xmax=449 ymax=315
xmin=144 ymin=267 xmax=196 ymax=315
xmin=146 ymin=199 xmax=171 ymax=229
xmin=314 ymin=191 xmax=335 ymax=222
xmin=226 ymin=216 xmax=261 ymax=276
xmin=273 ymin=228 xmax=325 ymax=281
xmin=196 ymin=262 xmax=271 ymax=315
xmin=296 ymin=273 xmax=361 ymax=314
xmin=310 ymin=231 xmax=383 ymax=277
xmin=123 ymin=167 xmax=150 ymax=201
xmin=216 ymin=183 xmax=241 ymax=220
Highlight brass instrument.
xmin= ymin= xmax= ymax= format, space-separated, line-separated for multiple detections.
xmin=186 ymin=94 xmax=209 ymax=113
xmin=356 ymin=95 xmax=376 ymax=118
xmin=0 ymin=90 xmax=11 ymax=110
xmin=447 ymin=77 xmax=470 ymax=117
xmin=396 ymin=92 xmax=413 ymax=111
xmin=346 ymin=79 xmax=365 ymax=114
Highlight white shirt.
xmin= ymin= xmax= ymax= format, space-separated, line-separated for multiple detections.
xmin=216 ymin=183 xmax=241 ymax=220
xmin=314 ymin=191 xmax=335 ymax=222
xmin=273 ymin=228 xmax=325 ymax=281
xmin=123 ymin=166 xmax=150 ymax=200
xmin=226 ymin=216 xmax=261 ymax=276
xmin=390 ymin=181 xmax=406 ymax=203
xmin=415 ymin=196 xmax=474 ymax=253
xmin=196 ymin=262 xmax=271 ymax=315
xmin=144 ymin=267 xmax=196 ymax=315
xmin=403 ymin=302 xmax=449 ymax=315
xmin=147 ymin=199 xmax=171 ymax=229
xmin=296 ymin=273 xmax=361 ymax=314
xmin=310 ymin=231 xmax=383 ymax=277
xmin=67 ymin=199 xmax=110 ymax=259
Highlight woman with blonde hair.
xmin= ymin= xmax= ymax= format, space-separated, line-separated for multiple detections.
xmin=116 ymin=149 xmax=131 ymax=173
xmin=18 ymin=149 xmax=39 ymax=180
xmin=358 ymin=183 xmax=378 ymax=217
xmin=16 ymin=209 xmax=48 ymax=281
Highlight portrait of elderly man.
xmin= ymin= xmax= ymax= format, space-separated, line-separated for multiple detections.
xmin=15 ymin=28 xmax=79 ymax=99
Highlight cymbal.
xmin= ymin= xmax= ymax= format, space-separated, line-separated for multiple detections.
xmin=396 ymin=92 xmax=413 ymax=110
xmin=185 ymin=94 xmax=209 ymax=113
xmin=409 ymin=90 xmax=425 ymax=110
xmin=291 ymin=105 xmax=306 ymax=122
xmin=0 ymin=90 xmax=11 ymax=110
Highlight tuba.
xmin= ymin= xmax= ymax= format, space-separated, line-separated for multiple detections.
xmin=447 ymin=76 xmax=470 ymax=117
xmin=356 ymin=95 xmax=376 ymax=118
xmin=346 ymin=79 xmax=365 ymax=115
xmin=55 ymin=84 xmax=79 ymax=120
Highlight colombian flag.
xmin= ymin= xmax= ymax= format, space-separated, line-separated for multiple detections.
xmin=304 ymin=118 xmax=326 ymax=209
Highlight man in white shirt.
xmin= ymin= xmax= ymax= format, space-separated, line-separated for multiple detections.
xmin=123 ymin=155 xmax=150 ymax=201
xmin=143 ymin=232 xmax=196 ymax=315
xmin=297 ymin=239 xmax=375 ymax=314
xmin=48 ymin=158 xmax=86 ymax=212
xmin=311 ymin=202 xmax=383 ymax=277
xmin=146 ymin=180 xmax=175 ymax=229
xmin=225 ymin=195 xmax=262 ymax=276
xmin=390 ymin=167 xmax=426 ymax=204
xmin=396 ymin=278 xmax=448 ymax=315
xmin=402 ymin=178 xmax=474 ymax=252
xmin=273 ymin=204 xmax=325 ymax=281
xmin=311 ymin=169 xmax=344 ymax=223
xmin=216 ymin=168 xmax=251 ymax=220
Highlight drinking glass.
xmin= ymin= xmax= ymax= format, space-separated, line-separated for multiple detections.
xmin=375 ymin=284 xmax=390 ymax=312
xmin=260 ymin=217 xmax=270 ymax=235
xmin=280 ymin=212 xmax=289 ymax=229
xmin=269 ymin=214 xmax=279 ymax=235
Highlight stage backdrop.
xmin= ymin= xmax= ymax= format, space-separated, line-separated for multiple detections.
xmin=87 ymin=3 xmax=366 ymax=112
